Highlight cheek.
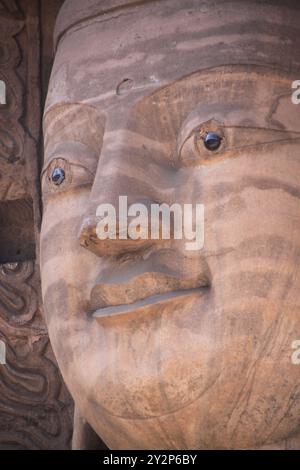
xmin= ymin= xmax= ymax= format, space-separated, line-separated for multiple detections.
xmin=40 ymin=190 xmax=97 ymax=301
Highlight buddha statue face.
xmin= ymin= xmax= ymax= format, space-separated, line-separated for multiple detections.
xmin=41 ymin=0 xmax=300 ymax=449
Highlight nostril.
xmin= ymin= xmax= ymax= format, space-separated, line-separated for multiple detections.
xmin=79 ymin=216 xmax=155 ymax=257
xmin=79 ymin=217 xmax=97 ymax=246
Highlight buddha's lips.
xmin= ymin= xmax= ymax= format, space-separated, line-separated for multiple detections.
xmin=92 ymin=287 xmax=206 ymax=319
xmin=90 ymin=268 xmax=210 ymax=315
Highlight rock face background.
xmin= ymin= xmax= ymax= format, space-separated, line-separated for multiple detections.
xmin=0 ymin=0 xmax=73 ymax=450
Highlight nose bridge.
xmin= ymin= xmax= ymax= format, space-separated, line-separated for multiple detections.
xmin=90 ymin=127 xmax=140 ymax=207
xmin=79 ymin=116 xmax=168 ymax=257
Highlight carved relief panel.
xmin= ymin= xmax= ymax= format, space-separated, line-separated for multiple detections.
xmin=0 ymin=0 xmax=73 ymax=450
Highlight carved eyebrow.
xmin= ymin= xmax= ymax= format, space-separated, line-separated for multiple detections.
xmin=43 ymin=102 xmax=106 ymax=157
xmin=136 ymin=68 xmax=300 ymax=137
xmin=42 ymin=141 xmax=99 ymax=174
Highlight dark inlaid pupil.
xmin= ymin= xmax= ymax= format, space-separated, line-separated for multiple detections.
xmin=203 ymin=132 xmax=222 ymax=151
xmin=51 ymin=167 xmax=65 ymax=185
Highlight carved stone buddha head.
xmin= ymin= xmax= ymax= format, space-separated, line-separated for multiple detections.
xmin=41 ymin=0 xmax=300 ymax=449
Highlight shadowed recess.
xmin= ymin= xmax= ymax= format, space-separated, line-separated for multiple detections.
xmin=0 ymin=198 xmax=35 ymax=264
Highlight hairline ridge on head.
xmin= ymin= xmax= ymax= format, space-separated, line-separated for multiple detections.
xmin=54 ymin=0 xmax=160 ymax=51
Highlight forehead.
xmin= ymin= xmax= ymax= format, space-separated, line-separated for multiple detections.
xmin=45 ymin=0 xmax=300 ymax=113
xmin=44 ymin=66 xmax=299 ymax=141
xmin=43 ymin=65 xmax=300 ymax=172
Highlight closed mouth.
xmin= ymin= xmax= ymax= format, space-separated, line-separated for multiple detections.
xmin=93 ymin=287 xmax=206 ymax=319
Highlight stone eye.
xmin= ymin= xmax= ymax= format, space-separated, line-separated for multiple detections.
xmin=203 ymin=132 xmax=222 ymax=151
xmin=51 ymin=167 xmax=65 ymax=185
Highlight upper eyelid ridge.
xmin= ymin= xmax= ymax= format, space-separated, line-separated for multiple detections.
xmin=179 ymin=124 xmax=300 ymax=150
xmin=42 ymin=140 xmax=99 ymax=173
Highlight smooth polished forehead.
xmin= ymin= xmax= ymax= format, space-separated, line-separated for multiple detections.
xmin=45 ymin=0 xmax=300 ymax=113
